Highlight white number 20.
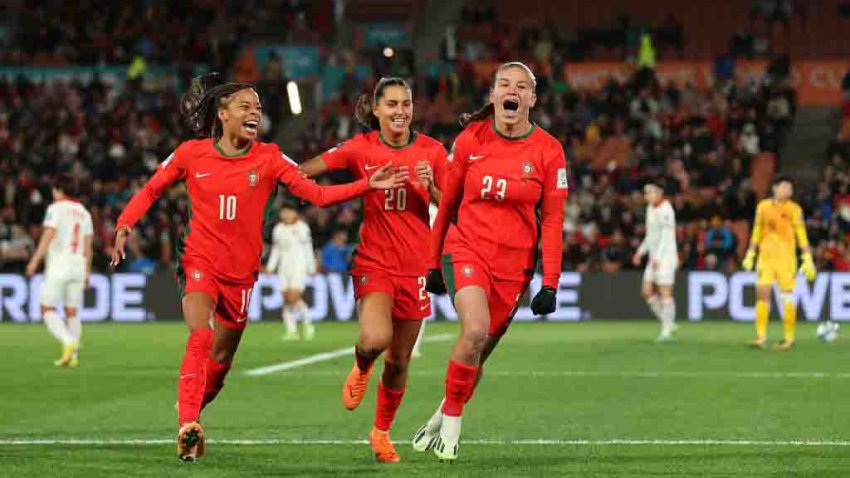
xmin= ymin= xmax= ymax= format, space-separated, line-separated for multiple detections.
xmin=480 ymin=176 xmax=507 ymax=201
xmin=384 ymin=188 xmax=407 ymax=211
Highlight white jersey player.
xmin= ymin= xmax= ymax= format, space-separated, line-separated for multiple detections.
xmin=26 ymin=175 xmax=93 ymax=366
xmin=631 ymin=182 xmax=678 ymax=341
xmin=266 ymin=206 xmax=316 ymax=340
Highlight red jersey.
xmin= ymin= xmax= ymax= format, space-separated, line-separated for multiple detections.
xmin=117 ymin=139 xmax=371 ymax=283
xmin=322 ymin=131 xmax=448 ymax=277
xmin=431 ymin=120 xmax=569 ymax=288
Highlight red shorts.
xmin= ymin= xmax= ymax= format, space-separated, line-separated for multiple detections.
xmin=351 ymin=269 xmax=430 ymax=320
xmin=179 ymin=260 xmax=256 ymax=331
xmin=441 ymin=253 xmax=529 ymax=337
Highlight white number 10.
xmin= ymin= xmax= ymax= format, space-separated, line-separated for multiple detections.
xmin=219 ymin=195 xmax=237 ymax=220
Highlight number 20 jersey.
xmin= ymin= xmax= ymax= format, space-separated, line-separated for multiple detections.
xmin=321 ymin=131 xmax=448 ymax=277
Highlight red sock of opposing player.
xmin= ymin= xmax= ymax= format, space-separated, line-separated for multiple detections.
xmin=374 ymin=381 xmax=406 ymax=432
xmin=177 ymin=328 xmax=214 ymax=425
xmin=442 ymin=360 xmax=479 ymax=417
xmin=201 ymin=358 xmax=231 ymax=409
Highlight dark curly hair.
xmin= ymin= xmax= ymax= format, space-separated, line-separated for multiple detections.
xmin=179 ymin=72 xmax=255 ymax=138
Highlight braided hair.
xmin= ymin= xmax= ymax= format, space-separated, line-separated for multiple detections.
xmin=179 ymin=72 xmax=256 ymax=138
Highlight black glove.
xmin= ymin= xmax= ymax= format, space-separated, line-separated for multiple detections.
xmin=530 ymin=286 xmax=557 ymax=315
xmin=425 ymin=268 xmax=447 ymax=295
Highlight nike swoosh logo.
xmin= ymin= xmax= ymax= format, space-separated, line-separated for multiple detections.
xmin=469 ymin=155 xmax=485 ymax=160
xmin=235 ymin=316 xmax=247 ymax=323
xmin=364 ymin=164 xmax=382 ymax=171
xmin=348 ymin=387 xmax=356 ymax=398
xmin=420 ymin=304 xmax=430 ymax=311
xmin=180 ymin=374 xmax=196 ymax=379
xmin=195 ymin=173 xmax=212 ymax=178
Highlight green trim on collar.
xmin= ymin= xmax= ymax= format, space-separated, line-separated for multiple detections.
xmin=214 ymin=140 xmax=253 ymax=157
xmin=492 ymin=121 xmax=536 ymax=141
xmin=379 ymin=130 xmax=417 ymax=149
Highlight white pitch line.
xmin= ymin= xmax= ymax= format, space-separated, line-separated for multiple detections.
xmin=3 ymin=438 xmax=850 ymax=447
xmin=244 ymin=333 xmax=455 ymax=376
xmin=243 ymin=370 xmax=850 ymax=379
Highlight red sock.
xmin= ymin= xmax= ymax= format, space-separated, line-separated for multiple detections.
xmin=177 ymin=329 xmax=214 ymax=425
xmin=201 ymin=358 xmax=231 ymax=410
xmin=442 ymin=360 xmax=479 ymax=417
xmin=374 ymin=381 xmax=406 ymax=432
xmin=354 ymin=346 xmax=377 ymax=372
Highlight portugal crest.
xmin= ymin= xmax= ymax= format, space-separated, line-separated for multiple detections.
xmin=247 ymin=170 xmax=259 ymax=187
xmin=462 ymin=265 xmax=474 ymax=277
xmin=191 ymin=270 xmax=203 ymax=281
xmin=521 ymin=160 xmax=534 ymax=178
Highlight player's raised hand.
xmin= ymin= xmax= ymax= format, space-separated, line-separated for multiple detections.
xmin=111 ymin=228 xmax=129 ymax=267
xmin=799 ymin=252 xmax=817 ymax=281
xmin=631 ymin=252 xmax=642 ymax=267
xmin=741 ymin=249 xmax=756 ymax=271
xmin=425 ymin=268 xmax=447 ymax=295
xmin=367 ymin=163 xmax=408 ymax=189
xmin=414 ymin=160 xmax=433 ymax=188
xmin=530 ymin=286 xmax=557 ymax=315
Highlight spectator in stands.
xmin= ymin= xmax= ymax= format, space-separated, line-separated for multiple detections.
xmin=704 ymin=216 xmax=736 ymax=265
xmin=321 ymin=229 xmax=353 ymax=273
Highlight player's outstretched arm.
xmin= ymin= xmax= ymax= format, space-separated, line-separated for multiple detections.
xmin=25 ymin=227 xmax=56 ymax=277
xmin=282 ymin=162 xmax=406 ymax=207
xmin=298 ymin=155 xmax=329 ymax=178
xmin=530 ymin=150 xmax=570 ymax=315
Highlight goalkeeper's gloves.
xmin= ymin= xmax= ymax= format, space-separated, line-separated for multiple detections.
xmin=799 ymin=252 xmax=817 ymax=281
xmin=425 ymin=268 xmax=447 ymax=295
xmin=530 ymin=286 xmax=557 ymax=315
xmin=742 ymin=249 xmax=756 ymax=271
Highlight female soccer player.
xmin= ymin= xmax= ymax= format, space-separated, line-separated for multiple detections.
xmin=109 ymin=73 xmax=405 ymax=462
xmin=299 ymin=77 xmax=447 ymax=463
xmin=414 ymin=62 xmax=569 ymax=461
xmin=266 ymin=204 xmax=316 ymax=340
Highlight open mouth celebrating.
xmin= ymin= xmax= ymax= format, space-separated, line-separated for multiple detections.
xmin=502 ymin=99 xmax=519 ymax=118
xmin=243 ymin=120 xmax=259 ymax=135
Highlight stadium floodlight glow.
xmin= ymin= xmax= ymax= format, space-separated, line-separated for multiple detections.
xmin=287 ymin=81 xmax=302 ymax=115
xmin=382 ymin=47 xmax=394 ymax=58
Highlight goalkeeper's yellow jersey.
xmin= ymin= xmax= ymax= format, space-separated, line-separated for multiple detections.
xmin=751 ymin=199 xmax=809 ymax=262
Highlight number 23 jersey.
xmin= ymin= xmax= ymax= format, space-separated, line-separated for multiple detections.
xmin=437 ymin=121 xmax=569 ymax=287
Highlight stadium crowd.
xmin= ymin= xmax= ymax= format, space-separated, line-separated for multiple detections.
xmin=0 ymin=0 xmax=845 ymax=277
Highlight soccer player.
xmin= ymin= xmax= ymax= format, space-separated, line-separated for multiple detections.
xmin=299 ymin=77 xmax=447 ymax=463
xmin=25 ymin=174 xmax=93 ymax=368
xmin=631 ymin=181 xmax=679 ymax=341
xmin=741 ymin=175 xmax=815 ymax=350
xmin=266 ymin=204 xmax=316 ymax=340
xmin=109 ymin=73 xmax=405 ymax=462
xmin=415 ymin=62 xmax=569 ymax=461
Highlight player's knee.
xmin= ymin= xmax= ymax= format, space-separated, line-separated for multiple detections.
xmin=643 ymin=292 xmax=656 ymax=302
xmin=359 ymin=329 xmax=391 ymax=354
xmin=459 ymin=323 xmax=488 ymax=355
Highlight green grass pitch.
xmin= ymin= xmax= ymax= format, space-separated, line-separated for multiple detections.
xmin=2 ymin=320 xmax=850 ymax=476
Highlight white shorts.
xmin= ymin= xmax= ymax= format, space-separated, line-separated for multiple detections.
xmin=278 ymin=268 xmax=308 ymax=292
xmin=40 ymin=265 xmax=86 ymax=308
xmin=642 ymin=257 xmax=678 ymax=286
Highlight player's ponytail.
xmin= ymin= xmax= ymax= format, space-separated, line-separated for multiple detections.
xmin=179 ymin=72 xmax=255 ymax=139
xmin=459 ymin=61 xmax=536 ymax=128
xmin=459 ymin=103 xmax=495 ymax=127
xmin=353 ymin=77 xmax=411 ymax=130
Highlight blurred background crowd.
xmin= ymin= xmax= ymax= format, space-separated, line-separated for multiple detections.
xmin=1 ymin=0 xmax=849 ymax=276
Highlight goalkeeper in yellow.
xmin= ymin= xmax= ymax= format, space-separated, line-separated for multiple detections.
xmin=741 ymin=176 xmax=816 ymax=350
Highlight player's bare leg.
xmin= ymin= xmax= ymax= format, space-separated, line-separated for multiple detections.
xmin=751 ymin=285 xmax=771 ymax=348
xmin=343 ymin=292 xmax=392 ymax=410
xmin=434 ymin=286 xmax=489 ymax=462
xmin=656 ymin=284 xmax=676 ymax=342
xmin=281 ymin=290 xmax=299 ymax=340
xmin=370 ymin=318 xmax=420 ymax=463
xmin=63 ymin=306 xmax=81 ymax=367
xmin=41 ymin=305 xmax=77 ymax=367
xmin=411 ymin=319 xmax=425 ymax=358
xmin=176 ymin=292 xmax=216 ymax=462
